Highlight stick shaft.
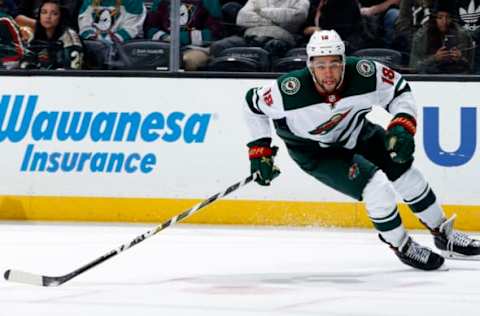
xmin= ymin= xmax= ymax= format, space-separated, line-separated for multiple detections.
xmin=5 ymin=173 xmax=257 ymax=286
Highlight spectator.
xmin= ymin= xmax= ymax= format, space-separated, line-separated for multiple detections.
xmin=220 ymin=0 xmax=246 ymax=19
xmin=15 ymin=0 xmax=41 ymax=18
xmin=5 ymin=1 xmax=37 ymax=43
xmin=457 ymin=0 xmax=480 ymax=32
xmin=1 ymin=0 xmax=36 ymax=40
xmin=11 ymin=0 xmax=37 ymax=29
xmin=236 ymin=0 xmax=310 ymax=58
xmin=456 ymin=0 xmax=480 ymax=73
xmin=393 ymin=0 xmax=434 ymax=64
xmin=78 ymin=0 xmax=146 ymax=44
xmin=303 ymin=0 xmax=375 ymax=53
xmin=23 ymin=0 xmax=83 ymax=69
xmin=16 ymin=0 xmax=83 ymax=30
xmin=221 ymin=0 xmax=245 ymax=37
xmin=0 ymin=0 xmax=28 ymax=68
xmin=409 ymin=0 xmax=474 ymax=74
xmin=359 ymin=0 xmax=400 ymax=48
xmin=144 ymin=0 xmax=223 ymax=71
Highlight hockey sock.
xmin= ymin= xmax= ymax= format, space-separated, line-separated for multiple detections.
xmin=363 ymin=170 xmax=407 ymax=247
xmin=393 ymin=167 xmax=445 ymax=230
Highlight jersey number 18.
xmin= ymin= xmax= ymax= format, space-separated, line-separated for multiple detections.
xmin=381 ymin=67 xmax=395 ymax=85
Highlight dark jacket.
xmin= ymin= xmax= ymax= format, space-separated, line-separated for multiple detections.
xmin=395 ymin=0 xmax=434 ymax=36
xmin=0 ymin=0 xmax=19 ymax=17
xmin=306 ymin=0 xmax=373 ymax=52
xmin=456 ymin=0 xmax=480 ymax=33
xmin=0 ymin=9 xmax=25 ymax=67
xmin=144 ymin=0 xmax=222 ymax=46
xmin=27 ymin=2 xmax=83 ymax=69
xmin=410 ymin=18 xmax=473 ymax=74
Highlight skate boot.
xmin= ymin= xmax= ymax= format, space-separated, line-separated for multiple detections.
xmin=380 ymin=234 xmax=445 ymax=270
xmin=432 ymin=215 xmax=480 ymax=260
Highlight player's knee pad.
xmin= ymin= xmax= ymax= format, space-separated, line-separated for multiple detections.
xmin=363 ymin=170 xmax=397 ymax=219
xmin=393 ymin=166 xmax=428 ymax=202
xmin=393 ymin=166 xmax=444 ymax=229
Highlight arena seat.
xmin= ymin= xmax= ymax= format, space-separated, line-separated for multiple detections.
xmin=207 ymin=47 xmax=270 ymax=72
xmin=271 ymin=55 xmax=307 ymax=72
xmin=268 ymin=46 xmax=307 ymax=72
xmin=82 ymin=40 xmax=109 ymax=70
xmin=351 ymin=48 xmax=403 ymax=69
xmin=116 ymin=40 xmax=170 ymax=70
xmin=284 ymin=47 xmax=307 ymax=57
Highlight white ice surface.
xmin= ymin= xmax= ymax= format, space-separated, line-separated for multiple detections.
xmin=1 ymin=222 xmax=479 ymax=316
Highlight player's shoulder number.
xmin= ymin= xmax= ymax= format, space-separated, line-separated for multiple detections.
xmin=381 ymin=66 xmax=395 ymax=85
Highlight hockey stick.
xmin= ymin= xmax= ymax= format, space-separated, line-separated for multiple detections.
xmin=4 ymin=173 xmax=257 ymax=287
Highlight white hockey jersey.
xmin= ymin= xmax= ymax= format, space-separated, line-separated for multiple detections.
xmin=244 ymin=57 xmax=417 ymax=149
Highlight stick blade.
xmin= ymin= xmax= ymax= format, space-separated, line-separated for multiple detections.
xmin=4 ymin=269 xmax=52 ymax=286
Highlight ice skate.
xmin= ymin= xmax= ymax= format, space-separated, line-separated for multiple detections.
xmin=432 ymin=215 xmax=480 ymax=260
xmin=380 ymin=234 xmax=445 ymax=270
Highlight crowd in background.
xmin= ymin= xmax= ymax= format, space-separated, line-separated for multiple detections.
xmin=0 ymin=0 xmax=479 ymax=74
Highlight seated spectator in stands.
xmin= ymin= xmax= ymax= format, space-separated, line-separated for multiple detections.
xmin=144 ymin=0 xmax=223 ymax=71
xmin=236 ymin=0 xmax=310 ymax=59
xmin=78 ymin=0 xmax=146 ymax=44
xmin=456 ymin=0 xmax=480 ymax=33
xmin=16 ymin=0 xmax=83 ymax=30
xmin=303 ymin=0 xmax=375 ymax=53
xmin=1 ymin=0 xmax=36 ymax=42
xmin=10 ymin=0 xmax=37 ymax=29
xmin=1 ymin=0 xmax=18 ymax=17
xmin=409 ymin=0 xmax=474 ymax=74
xmin=0 ymin=0 xmax=29 ymax=68
xmin=455 ymin=0 xmax=480 ymax=73
xmin=23 ymin=0 xmax=83 ymax=69
xmin=221 ymin=0 xmax=245 ymax=37
xmin=393 ymin=0 xmax=434 ymax=64
xmin=359 ymin=0 xmax=400 ymax=48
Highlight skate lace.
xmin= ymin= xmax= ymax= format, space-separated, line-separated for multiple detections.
xmin=446 ymin=231 xmax=472 ymax=251
xmin=405 ymin=241 xmax=430 ymax=263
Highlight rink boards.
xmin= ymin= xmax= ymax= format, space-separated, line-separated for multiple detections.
xmin=0 ymin=76 xmax=479 ymax=230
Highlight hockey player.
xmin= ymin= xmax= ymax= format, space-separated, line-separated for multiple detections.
xmin=243 ymin=29 xmax=480 ymax=270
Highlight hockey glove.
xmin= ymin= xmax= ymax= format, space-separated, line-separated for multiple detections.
xmin=385 ymin=114 xmax=417 ymax=164
xmin=248 ymin=138 xmax=281 ymax=186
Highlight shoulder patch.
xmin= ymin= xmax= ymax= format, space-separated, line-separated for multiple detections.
xmin=356 ymin=59 xmax=375 ymax=78
xmin=280 ymin=77 xmax=301 ymax=95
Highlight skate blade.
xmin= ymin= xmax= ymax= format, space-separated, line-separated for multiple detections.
xmin=441 ymin=251 xmax=480 ymax=261
xmin=437 ymin=264 xmax=450 ymax=271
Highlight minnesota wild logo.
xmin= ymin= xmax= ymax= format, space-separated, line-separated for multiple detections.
xmin=356 ymin=60 xmax=375 ymax=77
xmin=281 ymin=77 xmax=301 ymax=95
xmin=308 ymin=109 xmax=352 ymax=135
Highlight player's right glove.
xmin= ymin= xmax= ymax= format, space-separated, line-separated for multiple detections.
xmin=248 ymin=138 xmax=281 ymax=186
xmin=385 ymin=113 xmax=416 ymax=164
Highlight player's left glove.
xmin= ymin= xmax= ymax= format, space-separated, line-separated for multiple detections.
xmin=248 ymin=138 xmax=281 ymax=186
xmin=385 ymin=113 xmax=416 ymax=164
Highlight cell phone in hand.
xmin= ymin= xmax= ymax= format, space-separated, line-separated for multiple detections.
xmin=443 ymin=35 xmax=457 ymax=50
